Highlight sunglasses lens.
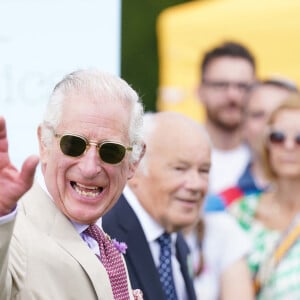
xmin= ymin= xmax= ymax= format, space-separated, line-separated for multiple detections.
xmin=99 ymin=142 xmax=126 ymax=164
xmin=269 ymin=131 xmax=285 ymax=144
xmin=60 ymin=135 xmax=86 ymax=157
xmin=295 ymin=135 xmax=300 ymax=145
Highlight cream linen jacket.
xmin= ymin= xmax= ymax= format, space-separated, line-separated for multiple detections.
xmin=0 ymin=183 xmax=134 ymax=300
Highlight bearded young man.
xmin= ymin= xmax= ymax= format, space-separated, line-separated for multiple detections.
xmin=198 ymin=41 xmax=256 ymax=195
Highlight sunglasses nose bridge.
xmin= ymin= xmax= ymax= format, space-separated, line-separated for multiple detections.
xmin=84 ymin=140 xmax=101 ymax=155
xmin=87 ymin=140 xmax=99 ymax=147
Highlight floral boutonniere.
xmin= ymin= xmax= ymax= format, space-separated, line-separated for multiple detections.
xmin=112 ymin=238 xmax=128 ymax=254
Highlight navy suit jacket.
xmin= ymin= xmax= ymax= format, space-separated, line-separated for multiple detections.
xmin=102 ymin=194 xmax=196 ymax=300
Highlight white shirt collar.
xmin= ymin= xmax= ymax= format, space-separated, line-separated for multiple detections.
xmin=123 ymin=185 xmax=177 ymax=244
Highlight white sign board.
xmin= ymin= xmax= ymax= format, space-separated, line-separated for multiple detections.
xmin=0 ymin=0 xmax=121 ymax=169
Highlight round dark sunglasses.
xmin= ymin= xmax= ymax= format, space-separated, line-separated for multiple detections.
xmin=268 ymin=130 xmax=300 ymax=146
xmin=54 ymin=133 xmax=132 ymax=164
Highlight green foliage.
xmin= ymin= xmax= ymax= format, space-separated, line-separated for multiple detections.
xmin=121 ymin=0 xmax=189 ymax=112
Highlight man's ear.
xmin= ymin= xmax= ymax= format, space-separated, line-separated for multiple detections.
xmin=127 ymin=143 xmax=146 ymax=180
xmin=37 ymin=126 xmax=48 ymax=165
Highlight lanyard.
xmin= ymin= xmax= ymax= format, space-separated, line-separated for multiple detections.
xmin=254 ymin=213 xmax=300 ymax=295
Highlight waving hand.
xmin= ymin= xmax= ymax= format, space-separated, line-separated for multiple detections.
xmin=0 ymin=116 xmax=39 ymax=216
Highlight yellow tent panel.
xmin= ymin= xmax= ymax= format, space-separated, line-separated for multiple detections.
xmin=156 ymin=0 xmax=300 ymax=122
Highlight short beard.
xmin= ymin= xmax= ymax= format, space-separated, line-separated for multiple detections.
xmin=206 ymin=110 xmax=243 ymax=133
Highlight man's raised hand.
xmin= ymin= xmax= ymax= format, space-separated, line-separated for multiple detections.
xmin=0 ymin=116 xmax=39 ymax=216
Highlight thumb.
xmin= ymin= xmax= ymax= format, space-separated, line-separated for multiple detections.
xmin=20 ymin=155 xmax=40 ymax=189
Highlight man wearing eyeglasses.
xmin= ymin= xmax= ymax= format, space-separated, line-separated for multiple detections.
xmin=205 ymin=77 xmax=299 ymax=211
xmin=0 ymin=70 xmax=145 ymax=299
xmin=198 ymin=41 xmax=256 ymax=201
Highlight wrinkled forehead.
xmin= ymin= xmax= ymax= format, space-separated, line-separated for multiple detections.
xmin=58 ymin=93 xmax=131 ymax=132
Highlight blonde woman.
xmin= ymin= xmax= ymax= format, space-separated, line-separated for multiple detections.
xmin=229 ymin=94 xmax=300 ymax=299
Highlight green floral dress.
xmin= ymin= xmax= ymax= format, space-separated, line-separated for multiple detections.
xmin=228 ymin=193 xmax=300 ymax=300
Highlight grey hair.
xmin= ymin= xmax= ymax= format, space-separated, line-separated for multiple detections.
xmin=40 ymin=69 xmax=144 ymax=162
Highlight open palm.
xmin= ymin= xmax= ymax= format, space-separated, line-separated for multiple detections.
xmin=0 ymin=117 xmax=39 ymax=216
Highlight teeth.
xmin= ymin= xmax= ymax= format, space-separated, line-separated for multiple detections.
xmin=76 ymin=183 xmax=98 ymax=190
xmin=75 ymin=187 xmax=99 ymax=197
xmin=74 ymin=182 xmax=100 ymax=197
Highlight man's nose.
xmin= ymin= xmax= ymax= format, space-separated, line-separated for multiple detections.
xmin=78 ymin=145 xmax=102 ymax=177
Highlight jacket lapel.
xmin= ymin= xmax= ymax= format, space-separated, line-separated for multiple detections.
xmin=22 ymin=182 xmax=114 ymax=299
xmin=176 ymin=234 xmax=197 ymax=300
xmin=108 ymin=195 xmax=166 ymax=299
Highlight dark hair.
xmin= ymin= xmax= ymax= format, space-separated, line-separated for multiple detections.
xmin=247 ymin=77 xmax=299 ymax=102
xmin=261 ymin=77 xmax=299 ymax=93
xmin=201 ymin=41 xmax=256 ymax=76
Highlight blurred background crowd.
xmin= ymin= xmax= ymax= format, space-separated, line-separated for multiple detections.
xmin=117 ymin=1 xmax=300 ymax=298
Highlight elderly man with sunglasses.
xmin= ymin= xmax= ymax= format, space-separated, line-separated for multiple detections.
xmin=0 ymin=69 xmax=145 ymax=300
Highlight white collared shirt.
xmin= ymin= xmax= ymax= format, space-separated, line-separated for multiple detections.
xmin=73 ymin=219 xmax=103 ymax=256
xmin=124 ymin=185 xmax=188 ymax=300
xmin=0 ymin=209 xmax=16 ymax=224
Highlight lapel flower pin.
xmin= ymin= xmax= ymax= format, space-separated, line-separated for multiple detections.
xmin=112 ymin=238 xmax=128 ymax=254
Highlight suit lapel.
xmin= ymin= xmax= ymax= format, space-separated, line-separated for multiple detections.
xmin=51 ymin=212 xmax=114 ymax=299
xmin=22 ymin=183 xmax=114 ymax=299
xmin=176 ymin=234 xmax=197 ymax=300
xmin=111 ymin=196 xmax=166 ymax=299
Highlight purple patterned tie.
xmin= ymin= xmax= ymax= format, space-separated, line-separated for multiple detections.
xmin=85 ymin=224 xmax=131 ymax=300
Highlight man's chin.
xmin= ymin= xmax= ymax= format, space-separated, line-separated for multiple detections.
xmin=217 ymin=120 xmax=241 ymax=132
